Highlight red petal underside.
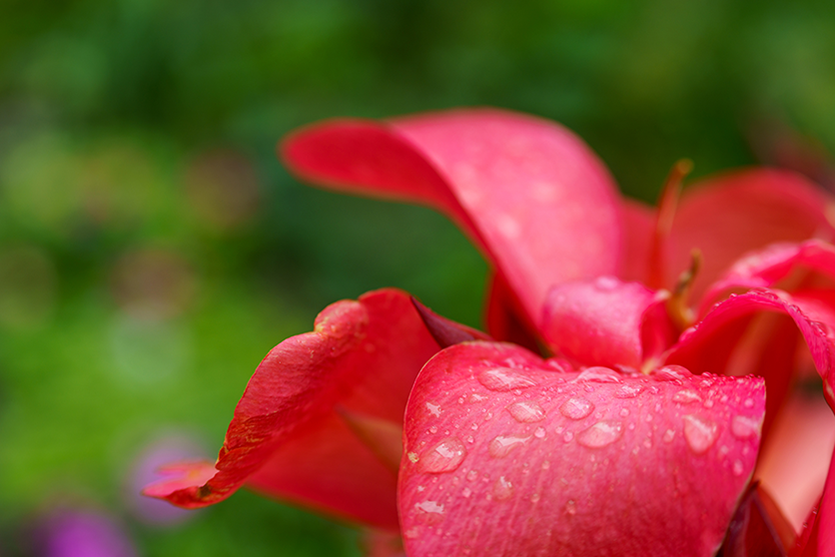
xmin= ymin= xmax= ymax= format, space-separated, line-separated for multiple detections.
xmin=701 ymin=240 xmax=835 ymax=314
xmin=540 ymin=278 xmax=677 ymax=369
xmin=484 ymin=271 xmax=542 ymax=353
xmin=411 ymin=296 xmax=492 ymax=349
xmin=666 ymin=169 xmax=833 ymax=301
xmin=281 ymin=108 xmax=623 ymax=327
xmin=399 ymin=342 xmax=765 ymax=557
xmin=144 ymin=289 xmax=439 ymax=530
xmin=718 ymin=482 xmax=796 ymax=557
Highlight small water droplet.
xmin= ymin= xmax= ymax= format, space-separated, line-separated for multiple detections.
xmin=468 ymin=393 xmax=488 ymax=403
xmin=619 ymin=408 xmax=630 ymax=417
xmin=534 ymin=427 xmax=546 ymax=439
xmin=594 ymin=276 xmax=620 ymax=291
xmin=643 ymin=438 xmax=652 ymax=449
xmin=672 ymin=390 xmax=701 ymax=404
xmin=563 ymin=431 xmax=574 ymax=442
xmin=564 ymin=500 xmax=577 ymax=515
xmin=682 ymin=415 xmax=719 ymax=454
xmin=542 ymin=460 xmax=551 ymax=470
xmin=576 ymin=420 xmax=624 ymax=448
xmin=731 ymin=415 xmax=761 ymax=439
xmin=703 ymin=399 xmax=715 ymax=408
xmin=575 ymin=366 xmax=622 ymax=383
xmin=506 ymin=400 xmax=547 ymax=422
xmin=408 ymin=452 xmax=419 ymax=463
xmin=732 ymin=459 xmax=745 ymax=477
xmin=531 ymin=492 xmax=541 ymax=503
xmin=560 ymin=397 xmax=595 ymax=420
xmin=614 ymin=383 xmax=644 ymax=398
xmin=461 ymin=487 xmax=472 ymax=498
xmin=429 ymin=426 xmax=438 ymax=434
xmin=477 ymin=367 xmax=538 ymax=391
xmin=653 ymin=365 xmax=689 ymax=382
xmin=466 ymin=470 xmax=478 ymax=481
xmin=414 ymin=500 xmax=445 ymax=524
xmin=404 ymin=527 xmax=421 ymax=539
xmin=426 ymin=402 xmax=442 ymax=417
xmin=488 ymin=434 xmax=531 ymax=458
xmin=663 ymin=429 xmax=675 ymax=443
xmin=743 ymin=398 xmax=754 ymax=408
xmin=418 ymin=437 xmax=467 ymax=473
xmin=492 ymin=476 xmax=514 ymax=501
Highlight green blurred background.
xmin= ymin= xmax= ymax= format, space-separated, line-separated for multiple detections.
xmin=0 ymin=0 xmax=832 ymax=555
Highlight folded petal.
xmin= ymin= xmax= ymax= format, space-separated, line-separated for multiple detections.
xmin=701 ymin=240 xmax=835 ymax=313
xmin=399 ymin=342 xmax=765 ymax=557
xmin=540 ymin=277 xmax=678 ymax=369
xmin=666 ymin=169 xmax=833 ymax=301
xmin=144 ymin=288 xmax=439 ymax=530
xmin=281 ymin=108 xmax=623 ymax=326
xmin=668 ymin=289 xmax=834 ymax=411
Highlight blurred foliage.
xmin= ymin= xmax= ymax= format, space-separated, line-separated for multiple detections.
xmin=0 ymin=0 xmax=831 ymax=555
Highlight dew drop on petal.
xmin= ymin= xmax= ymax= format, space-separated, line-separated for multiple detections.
xmin=563 ymin=431 xmax=574 ymax=443
xmin=576 ymin=420 xmax=624 ymax=448
xmin=560 ymin=397 xmax=595 ymax=420
xmin=488 ymin=434 xmax=531 ymax=458
xmin=414 ymin=500 xmax=445 ymax=524
xmin=731 ymin=415 xmax=761 ymax=439
xmin=506 ymin=400 xmax=546 ymax=423
xmin=614 ymin=383 xmax=644 ymax=399
xmin=575 ymin=367 xmax=622 ymax=383
xmin=672 ymin=390 xmax=701 ymax=404
xmin=468 ymin=393 xmax=488 ymax=403
xmin=732 ymin=460 xmax=745 ymax=477
xmin=663 ymin=429 xmax=675 ymax=443
xmin=492 ymin=476 xmax=514 ymax=501
xmin=477 ymin=367 xmax=538 ymax=391
xmin=418 ymin=437 xmax=467 ymax=473
xmin=654 ymin=365 xmax=689 ymax=382
xmin=426 ymin=402 xmax=442 ymax=417
xmin=594 ymin=276 xmax=620 ymax=291
xmin=682 ymin=415 xmax=719 ymax=454
xmin=564 ymin=500 xmax=577 ymax=515
xmin=743 ymin=398 xmax=754 ymax=408
xmin=466 ymin=470 xmax=478 ymax=481
xmin=461 ymin=487 xmax=472 ymax=498
xmin=619 ymin=408 xmax=630 ymax=417
xmin=534 ymin=427 xmax=546 ymax=439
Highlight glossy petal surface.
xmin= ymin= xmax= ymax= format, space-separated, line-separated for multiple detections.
xmin=399 ymin=342 xmax=765 ymax=557
xmin=144 ymin=289 xmax=438 ymax=529
xmin=282 ymin=108 xmax=623 ymax=325
xmin=667 ymin=169 xmax=833 ymax=299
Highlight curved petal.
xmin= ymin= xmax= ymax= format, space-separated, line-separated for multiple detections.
xmin=281 ymin=108 xmax=623 ymax=326
xmin=540 ymin=277 xmax=678 ymax=370
xmin=668 ymin=289 xmax=834 ymax=411
xmin=484 ymin=270 xmax=542 ymax=352
xmin=701 ymin=240 xmax=835 ymax=313
xmin=399 ymin=342 xmax=765 ymax=557
xmin=620 ymin=197 xmax=656 ymax=283
xmin=666 ymin=168 xmax=833 ymax=301
xmin=144 ymin=289 xmax=439 ymax=530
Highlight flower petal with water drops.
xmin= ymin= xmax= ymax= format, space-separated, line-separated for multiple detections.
xmin=398 ymin=342 xmax=765 ymax=557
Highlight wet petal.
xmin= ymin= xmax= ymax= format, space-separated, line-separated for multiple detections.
xmin=399 ymin=342 xmax=765 ymax=557
xmin=666 ymin=169 xmax=833 ymax=300
xmin=540 ymin=278 xmax=677 ymax=369
xmin=281 ymin=108 xmax=623 ymax=326
xmin=144 ymin=289 xmax=439 ymax=530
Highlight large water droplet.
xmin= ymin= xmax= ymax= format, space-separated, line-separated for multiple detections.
xmin=418 ymin=437 xmax=467 ymax=473
xmin=614 ymin=383 xmax=644 ymax=399
xmin=731 ymin=415 xmax=761 ymax=439
xmin=576 ymin=420 xmax=623 ymax=448
xmin=672 ymin=390 xmax=701 ymax=404
xmin=682 ymin=415 xmax=719 ymax=454
xmin=575 ymin=367 xmax=622 ymax=383
xmin=488 ymin=434 xmax=531 ymax=458
xmin=492 ymin=476 xmax=514 ymax=501
xmin=653 ymin=365 xmax=689 ymax=382
xmin=506 ymin=400 xmax=546 ymax=422
xmin=478 ymin=367 xmax=538 ymax=391
xmin=560 ymin=397 xmax=595 ymax=420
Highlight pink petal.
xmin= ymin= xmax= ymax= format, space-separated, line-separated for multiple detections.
xmin=540 ymin=277 xmax=678 ymax=369
xmin=143 ymin=289 xmax=439 ymax=530
xmin=814 ymin=453 xmax=834 ymax=557
xmin=281 ymin=108 xmax=623 ymax=326
xmin=666 ymin=168 xmax=833 ymax=301
xmin=668 ymin=289 xmax=834 ymax=411
xmin=399 ymin=342 xmax=765 ymax=557
xmin=620 ymin=198 xmax=656 ymax=283
xmin=484 ymin=271 xmax=542 ymax=352
xmin=701 ymin=240 xmax=835 ymax=313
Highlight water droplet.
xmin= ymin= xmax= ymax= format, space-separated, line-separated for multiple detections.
xmin=560 ymin=397 xmax=595 ymax=420
xmin=643 ymin=438 xmax=652 ymax=449
xmin=653 ymin=365 xmax=689 ymax=382
xmin=619 ymin=408 xmax=630 ymax=417
xmin=594 ymin=276 xmax=620 ymax=291
xmin=404 ymin=527 xmax=421 ymax=539
xmin=576 ymin=420 xmax=624 ymax=448
xmin=429 ymin=426 xmax=438 ymax=434
xmin=732 ymin=460 xmax=745 ymax=477
xmin=488 ymin=434 xmax=531 ymax=458
xmin=492 ymin=476 xmax=514 ymax=501
xmin=534 ymin=427 xmax=546 ymax=439
xmin=743 ymin=398 xmax=754 ymax=408
xmin=477 ymin=367 xmax=538 ymax=391
xmin=663 ymin=429 xmax=675 ymax=443
xmin=466 ymin=470 xmax=478 ymax=481
xmin=575 ymin=367 xmax=622 ymax=383
xmin=408 ymin=452 xmax=419 ymax=463
xmin=468 ymin=393 xmax=488 ymax=403
xmin=542 ymin=460 xmax=551 ymax=470
xmin=414 ymin=500 xmax=445 ymax=524
xmin=703 ymin=399 xmax=715 ymax=408
xmin=426 ymin=402 xmax=442 ymax=417
xmin=564 ymin=500 xmax=577 ymax=515
xmin=418 ymin=438 xmax=467 ymax=473
xmin=563 ymin=431 xmax=574 ymax=443
xmin=614 ymin=383 xmax=644 ymax=398
xmin=682 ymin=415 xmax=719 ymax=454
xmin=672 ymin=390 xmax=701 ymax=404
xmin=506 ymin=400 xmax=546 ymax=422
xmin=461 ymin=487 xmax=472 ymax=498
xmin=731 ymin=415 xmax=761 ymax=439
xmin=531 ymin=493 xmax=541 ymax=503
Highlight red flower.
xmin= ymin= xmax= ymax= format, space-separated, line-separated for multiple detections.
xmin=145 ymin=109 xmax=834 ymax=557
